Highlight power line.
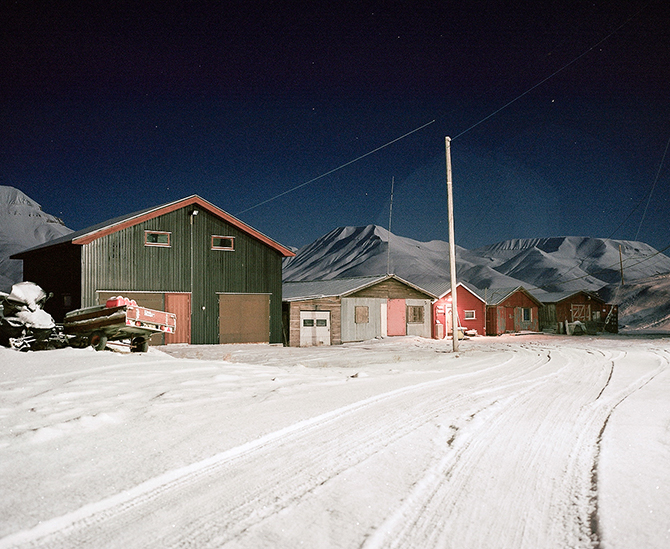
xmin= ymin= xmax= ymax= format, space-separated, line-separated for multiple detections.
xmin=451 ymin=3 xmax=651 ymax=141
xmin=635 ymin=133 xmax=670 ymax=241
xmin=236 ymin=119 xmax=435 ymax=216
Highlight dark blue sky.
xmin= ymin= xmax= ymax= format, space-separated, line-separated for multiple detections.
xmin=2 ymin=1 xmax=668 ymax=251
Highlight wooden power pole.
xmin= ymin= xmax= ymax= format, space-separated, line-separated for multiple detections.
xmin=446 ymin=137 xmax=459 ymax=352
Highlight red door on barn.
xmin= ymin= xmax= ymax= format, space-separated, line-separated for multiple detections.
xmin=506 ymin=307 xmax=515 ymax=332
xmin=165 ymin=293 xmax=191 ymax=344
xmin=387 ymin=299 xmax=407 ymax=336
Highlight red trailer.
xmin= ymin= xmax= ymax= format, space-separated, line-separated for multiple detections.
xmin=64 ymin=296 xmax=176 ymax=351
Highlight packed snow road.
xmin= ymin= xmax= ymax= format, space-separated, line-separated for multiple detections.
xmin=0 ymin=335 xmax=668 ymax=548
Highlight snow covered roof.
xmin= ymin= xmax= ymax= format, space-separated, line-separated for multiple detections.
xmin=11 ymin=195 xmax=294 ymax=258
xmin=282 ymin=275 xmax=437 ymax=301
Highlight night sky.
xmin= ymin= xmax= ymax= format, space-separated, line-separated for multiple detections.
xmin=2 ymin=1 xmax=669 ymax=251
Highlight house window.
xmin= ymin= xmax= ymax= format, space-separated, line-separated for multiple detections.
xmin=145 ymin=231 xmax=171 ymax=247
xmin=355 ymin=306 xmax=369 ymax=324
xmin=523 ymin=308 xmax=532 ymax=322
xmin=407 ymin=305 xmax=424 ymax=323
xmin=303 ymin=319 xmax=315 ymax=327
xmin=212 ymin=236 xmax=235 ymax=251
xmin=464 ymin=310 xmax=476 ymax=320
xmin=316 ymin=319 xmax=328 ymax=327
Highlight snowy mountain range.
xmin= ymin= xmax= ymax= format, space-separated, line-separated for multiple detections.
xmin=283 ymin=225 xmax=670 ymax=331
xmin=283 ymin=225 xmax=670 ymax=292
xmin=0 ymin=186 xmax=73 ymax=292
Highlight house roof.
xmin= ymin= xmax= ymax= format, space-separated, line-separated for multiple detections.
xmin=530 ymin=290 xmax=605 ymax=304
xmin=428 ymin=281 xmax=486 ymax=303
xmin=282 ymin=274 xmax=437 ymax=301
xmin=475 ymin=286 xmax=544 ymax=307
xmin=11 ymin=195 xmax=295 ymax=258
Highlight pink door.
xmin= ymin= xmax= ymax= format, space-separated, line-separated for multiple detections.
xmin=387 ymin=299 xmax=406 ymax=336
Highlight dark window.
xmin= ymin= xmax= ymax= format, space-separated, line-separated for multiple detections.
xmin=145 ymin=231 xmax=171 ymax=247
xmin=407 ymin=305 xmax=424 ymax=323
xmin=355 ymin=306 xmax=369 ymax=324
xmin=303 ymin=319 xmax=315 ymax=327
xmin=464 ymin=310 xmax=476 ymax=320
xmin=523 ymin=308 xmax=532 ymax=322
xmin=316 ymin=319 xmax=328 ymax=327
xmin=212 ymin=236 xmax=235 ymax=250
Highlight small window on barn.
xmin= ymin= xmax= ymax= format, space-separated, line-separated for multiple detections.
xmin=212 ymin=235 xmax=235 ymax=251
xmin=355 ymin=306 xmax=369 ymax=324
xmin=316 ymin=319 xmax=328 ymax=327
xmin=407 ymin=305 xmax=424 ymax=324
xmin=303 ymin=318 xmax=315 ymax=327
xmin=523 ymin=308 xmax=532 ymax=322
xmin=464 ymin=310 xmax=476 ymax=320
xmin=145 ymin=231 xmax=171 ymax=247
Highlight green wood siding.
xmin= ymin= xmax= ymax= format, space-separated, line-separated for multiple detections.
xmin=80 ymin=207 xmax=284 ymax=344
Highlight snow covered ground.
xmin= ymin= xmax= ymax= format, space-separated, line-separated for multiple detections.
xmin=0 ymin=335 xmax=668 ymax=548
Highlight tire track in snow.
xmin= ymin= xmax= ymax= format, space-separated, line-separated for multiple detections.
xmin=361 ymin=345 xmax=621 ymax=549
xmin=0 ymin=350 xmax=551 ymax=548
xmin=588 ymin=349 xmax=670 ymax=548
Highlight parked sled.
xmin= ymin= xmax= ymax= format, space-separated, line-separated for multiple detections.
xmin=0 ymin=282 xmax=68 ymax=351
xmin=63 ymin=297 xmax=177 ymax=352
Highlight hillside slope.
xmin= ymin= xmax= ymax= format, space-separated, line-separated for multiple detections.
xmin=282 ymin=225 xmax=528 ymax=293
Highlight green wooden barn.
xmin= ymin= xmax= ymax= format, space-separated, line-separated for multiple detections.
xmin=11 ymin=195 xmax=295 ymax=345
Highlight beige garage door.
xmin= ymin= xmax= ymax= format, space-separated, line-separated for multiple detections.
xmin=218 ymin=293 xmax=270 ymax=344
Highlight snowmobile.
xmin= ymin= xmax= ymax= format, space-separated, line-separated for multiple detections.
xmin=0 ymin=282 xmax=68 ymax=351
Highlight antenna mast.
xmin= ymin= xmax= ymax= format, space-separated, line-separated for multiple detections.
xmin=387 ymin=176 xmax=395 ymax=275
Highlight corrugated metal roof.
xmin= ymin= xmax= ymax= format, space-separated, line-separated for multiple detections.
xmin=531 ymin=290 xmax=604 ymax=304
xmin=12 ymin=195 xmax=294 ymax=258
xmin=282 ymin=274 xmax=437 ymax=301
xmin=282 ymin=276 xmax=390 ymax=301
xmin=472 ymin=286 xmax=544 ymax=306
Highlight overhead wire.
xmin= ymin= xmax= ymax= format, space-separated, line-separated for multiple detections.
xmin=235 ymin=119 xmax=435 ymax=216
xmin=635 ymin=132 xmax=670 ymax=241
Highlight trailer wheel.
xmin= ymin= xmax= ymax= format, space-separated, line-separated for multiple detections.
xmin=89 ymin=332 xmax=108 ymax=351
xmin=131 ymin=337 xmax=149 ymax=353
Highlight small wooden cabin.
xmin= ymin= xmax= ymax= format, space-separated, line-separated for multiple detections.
xmin=282 ymin=275 xmax=436 ymax=347
xmin=427 ymin=282 xmax=487 ymax=338
xmin=481 ymin=286 xmax=542 ymax=335
xmin=11 ymin=195 xmax=295 ymax=345
xmin=534 ymin=290 xmax=618 ymax=334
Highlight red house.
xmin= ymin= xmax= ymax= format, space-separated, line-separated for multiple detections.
xmin=430 ymin=282 xmax=487 ymax=338
xmin=482 ymin=286 xmax=542 ymax=335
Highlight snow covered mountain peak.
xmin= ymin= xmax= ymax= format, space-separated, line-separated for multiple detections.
xmin=0 ymin=186 xmax=73 ymax=292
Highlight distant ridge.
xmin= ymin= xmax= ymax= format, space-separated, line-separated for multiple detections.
xmin=284 ymin=226 xmax=670 ymax=298
xmin=0 ymin=186 xmax=73 ymax=291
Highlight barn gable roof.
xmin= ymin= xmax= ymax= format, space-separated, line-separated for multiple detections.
xmin=282 ymin=275 xmax=437 ymax=301
xmin=12 ymin=195 xmax=295 ymax=258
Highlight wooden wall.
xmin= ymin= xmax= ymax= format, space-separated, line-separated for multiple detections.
xmin=286 ymin=297 xmax=341 ymax=347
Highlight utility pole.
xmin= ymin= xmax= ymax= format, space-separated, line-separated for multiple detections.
xmin=446 ymin=137 xmax=459 ymax=352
